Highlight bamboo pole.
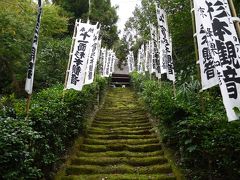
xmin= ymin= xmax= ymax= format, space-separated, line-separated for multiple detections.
xmin=228 ymin=0 xmax=240 ymax=39
xmin=190 ymin=0 xmax=205 ymax=113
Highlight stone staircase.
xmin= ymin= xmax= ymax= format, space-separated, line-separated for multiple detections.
xmin=57 ymin=88 xmax=176 ymax=180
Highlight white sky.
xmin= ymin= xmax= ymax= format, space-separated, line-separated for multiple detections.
xmin=111 ymin=0 xmax=141 ymax=37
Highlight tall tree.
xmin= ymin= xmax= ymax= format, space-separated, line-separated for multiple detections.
xmin=0 ymin=0 xmax=70 ymax=95
xmin=54 ymin=0 xmax=119 ymax=48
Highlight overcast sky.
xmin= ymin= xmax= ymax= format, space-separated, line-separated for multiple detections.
xmin=111 ymin=0 xmax=141 ymax=37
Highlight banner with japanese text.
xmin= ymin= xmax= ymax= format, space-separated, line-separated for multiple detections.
xmin=145 ymin=42 xmax=150 ymax=72
xmin=104 ymin=50 xmax=112 ymax=77
xmin=137 ymin=44 xmax=145 ymax=73
xmin=127 ymin=51 xmax=135 ymax=73
xmin=65 ymin=22 xmax=96 ymax=91
xmin=25 ymin=0 xmax=43 ymax=94
xmin=156 ymin=5 xmax=170 ymax=75
xmin=150 ymin=24 xmax=161 ymax=77
xmin=167 ymin=36 xmax=176 ymax=82
xmin=84 ymin=27 xmax=100 ymax=85
xmin=194 ymin=1 xmax=219 ymax=90
xmin=194 ymin=0 xmax=240 ymax=121
xmin=100 ymin=48 xmax=107 ymax=77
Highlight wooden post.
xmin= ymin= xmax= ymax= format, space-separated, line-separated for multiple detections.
xmin=26 ymin=94 xmax=32 ymax=118
xmin=228 ymin=0 xmax=240 ymax=39
xmin=173 ymin=81 xmax=177 ymax=98
xmin=190 ymin=0 xmax=205 ymax=113
xmin=158 ymin=77 xmax=162 ymax=88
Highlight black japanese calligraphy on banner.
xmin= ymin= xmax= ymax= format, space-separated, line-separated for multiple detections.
xmin=85 ymin=28 xmax=100 ymax=85
xmin=194 ymin=0 xmax=240 ymax=121
xmin=25 ymin=0 xmax=43 ymax=95
xmin=104 ymin=50 xmax=112 ymax=77
xmin=145 ymin=42 xmax=150 ymax=72
xmin=150 ymin=24 xmax=161 ymax=77
xmin=100 ymin=48 xmax=106 ymax=77
xmin=110 ymin=52 xmax=116 ymax=75
xmin=156 ymin=5 xmax=175 ymax=82
xmin=137 ymin=44 xmax=145 ymax=74
xmin=66 ymin=22 xmax=96 ymax=91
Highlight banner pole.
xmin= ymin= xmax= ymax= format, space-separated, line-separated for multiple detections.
xmin=190 ymin=0 xmax=205 ymax=113
xmin=173 ymin=81 xmax=176 ymax=98
xmin=26 ymin=94 xmax=32 ymax=118
xmin=228 ymin=0 xmax=240 ymax=39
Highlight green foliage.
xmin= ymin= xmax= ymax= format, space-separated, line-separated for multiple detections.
xmin=131 ymin=72 xmax=240 ymax=179
xmin=54 ymin=0 xmax=119 ymax=48
xmin=125 ymin=0 xmax=196 ymax=84
xmin=0 ymin=118 xmax=42 ymax=179
xmin=35 ymin=37 xmax=71 ymax=88
xmin=0 ymin=76 xmax=108 ymax=179
xmin=0 ymin=1 xmax=70 ymax=95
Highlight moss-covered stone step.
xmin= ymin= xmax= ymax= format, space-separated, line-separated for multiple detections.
xmin=80 ymin=143 xmax=162 ymax=152
xmin=97 ymin=110 xmax=146 ymax=115
xmin=87 ymin=128 xmax=151 ymax=135
xmin=83 ymin=138 xmax=159 ymax=145
xmin=65 ymin=164 xmax=173 ymax=175
xmin=91 ymin=122 xmax=151 ymax=128
xmin=88 ymin=126 xmax=152 ymax=132
xmin=94 ymin=118 xmax=147 ymax=123
xmin=61 ymin=174 xmax=176 ymax=180
xmin=76 ymin=150 xmax=164 ymax=158
xmin=95 ymin=116 xmax=147 ymax=121
xmin=71 ymin=156 xmax=168 ymax=166
xmin=86 ymin=134 xmax=157 ymax=140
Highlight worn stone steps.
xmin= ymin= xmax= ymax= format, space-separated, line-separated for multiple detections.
xmin=56 ymin=88 xmax=176 ymax=180
xmin=83 ymin=138 xmax=159 ymax=145
xmin=76 ymin=150 xmax=165 ymax=158
xmin=65 ymin=164 xmax=173 ymax=175
xmin=70 ymin=156 xmax=168 ymax=166
xmin=61 ymin=174 xmax=176 ymax=180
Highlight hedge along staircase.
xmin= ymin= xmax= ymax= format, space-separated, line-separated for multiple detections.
xmin=56 ymin=88 xmax=176 ymax=180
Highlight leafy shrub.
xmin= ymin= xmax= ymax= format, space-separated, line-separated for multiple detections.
xmin=131 ymin=72 xmax=240 ymax=179
xmin=0 ymin=76 xmax=108 ymax=179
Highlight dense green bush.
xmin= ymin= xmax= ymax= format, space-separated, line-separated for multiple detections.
xmin=0 ymin=76 xmax=108 ymax=179
xmin=131 ymin=72 xmax=240 ymax=180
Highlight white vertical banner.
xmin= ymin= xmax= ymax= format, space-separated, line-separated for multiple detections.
xmin=148 ymin=39 xmax=154 ymax=74
xmin=145 ymin=42 xmax=150 ymax=72
xmin=127 ymin=54 xmax=131 ymax=73
xmin=137 ymin=47 xmax=144 ymax=74
xmin=128 ymin=51 xmax=135 ymax=72
xmin=65 ymin=22 xmax=96 ymax=91
xmin=84 ymin=27 xmax=100 ymax=85
xmin=156 ymin=5 xmax=169 ymax=75
xmin=167 ymin=35 xmax=176 ymax=82
xmin=193 ymin=1 xmax=218 ymax=90
xmin=25 ymin=0 xmax=43 ymax=95
xmin=109 ymin=52 xmax=115 ymax=75
xmin=150 ymin=24 xmax=161 ymax=76
xmin=193 ymin=0 xmax=240 ymax=121
xmin=100 ymin=48 xmax=106 ymax=77
xmin=130 ymin=51 xmax=135 ymax=72
xmin=104 ymin=49 xmax=112 ymax=77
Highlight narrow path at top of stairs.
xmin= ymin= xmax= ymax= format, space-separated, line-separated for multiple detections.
xmin=56 ymin=88 xmax=176 ymax=180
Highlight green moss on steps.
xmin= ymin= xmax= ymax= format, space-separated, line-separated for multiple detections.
xmin=76 ymin=150 xmax=164 ymax=158
xmin=71 ymin=156 xmax=168 ymax=166
xmin=65 ymin=164 xmax=173 ymax=175
xmin=55 ymin=88 xmax=180 ymax=180
xmin=61 ymin=174 xmax=176 ymax=180
xmin=83 ymin=138 xmax=159 ymax=145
